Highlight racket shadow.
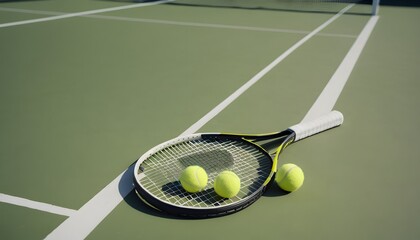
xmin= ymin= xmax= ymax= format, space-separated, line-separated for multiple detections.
xmin=120 ymin=161 xmax=285 ymax=218
xmin=118 ymin=163 xmax=182 ymax=219
xmin=161 ymin=181 xmax=227 ymax=206
xmin=123 ymin=190 xmax=177 ymax=218
xmin=121 ymin=164 xmax=289 ymax=219
xmin=178 ymin=149 xmax=234 ymax=172
xmin=121 ymin=162 xmax=218 ymax=219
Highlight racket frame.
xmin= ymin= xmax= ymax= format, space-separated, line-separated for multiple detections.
xmin=133 ymin=130 xmax=295 ymax=218
xmin=133 ymin=110 xmax=344 ymax=218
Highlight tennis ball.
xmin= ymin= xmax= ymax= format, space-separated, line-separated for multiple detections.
xmin=275 ymin=163 xmax=304 ymax=192
xmin=179 ymin=165 xmax=208 ymax=193
xmin=214 ymin=171 xmax=241 ymax=198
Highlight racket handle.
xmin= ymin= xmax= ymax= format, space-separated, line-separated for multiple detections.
xmin=289 ymin=110 xmax=344 ymax=141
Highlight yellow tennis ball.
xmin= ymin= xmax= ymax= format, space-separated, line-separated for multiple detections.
xmin=275 ymin=163 xmax=304 ymax=192
xmin=179 ymin=165 xmax=208 ymax=193
xmin=214 ymin=171 xmax=241 ymax=198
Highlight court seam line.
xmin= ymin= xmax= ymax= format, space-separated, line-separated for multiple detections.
xmin=0 ymin=0 xmax=172 ymax=28
xmin=0 ymin=6 xmax=357 ymax=38
xmin=0 ymin=193 xmax=77 ymax=217
xmin=45 ymin=5 xmax=354 ymax=240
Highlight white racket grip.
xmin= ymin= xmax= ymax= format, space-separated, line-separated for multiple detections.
xmin=289 ymin=110 xmax=344 ymax=141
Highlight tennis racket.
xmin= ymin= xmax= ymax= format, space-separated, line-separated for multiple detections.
xmin=133 ymin=110 xmax=343 ymax=218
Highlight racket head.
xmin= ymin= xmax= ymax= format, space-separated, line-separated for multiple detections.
xmin=133 ymin=110 xmax=344 ymax=218
xmin=133 ymin=131 xmax=293 ymax=218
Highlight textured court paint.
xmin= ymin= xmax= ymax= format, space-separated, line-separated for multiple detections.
xmin=74 ymin=5 xmax=420 ymax=240
xmin=0 ymin=193 xmax=76 ymax=217
xmin=45 ymin=6 xmax=353 ymax=239
xmin=302 ymin=16 xmax=379 ymax=122
xmin=0 ymin=0 xmax=171 ymax=28
xmin=1 ymin=8 xmax=303 ymax=237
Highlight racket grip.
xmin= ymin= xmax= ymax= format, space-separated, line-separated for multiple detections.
xmin=289 ymin=110 xmax=344 ymax=141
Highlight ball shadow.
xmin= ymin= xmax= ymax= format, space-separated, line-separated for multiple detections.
xmin=263 ymin=184 xmax=291 ymax=197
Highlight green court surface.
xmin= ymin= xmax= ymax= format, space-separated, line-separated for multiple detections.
xmin=0 ymin=203 xmax=66 ymax=239
xmin=1 ymin=1 xmax=420 ymax=239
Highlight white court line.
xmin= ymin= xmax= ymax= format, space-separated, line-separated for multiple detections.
xmin=180 ymin=4 xmax=355 ymax=135
xmin=0 ymin=0 xmax=171 ymax=28
xmin=87 ymin=14 xmax=357 ymax=38
xmin=0 ymin=7 xmax=64 ymax=15
xmin=0 ymin=7 xmax=356 ymax=38
xmin=45 ymin=5 xmax=353 ymax=240
xmin=0 ymin=193 xmax=76 ymax=217
xmin=302 ymin=16 xmax=379 ymax=122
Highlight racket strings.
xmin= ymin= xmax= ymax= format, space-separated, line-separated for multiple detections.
xmin=138 ymin=138 xmax=272 ymax=208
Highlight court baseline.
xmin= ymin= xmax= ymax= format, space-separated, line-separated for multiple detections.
xmin=0 ymin=7 xmax=356 ymax=38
